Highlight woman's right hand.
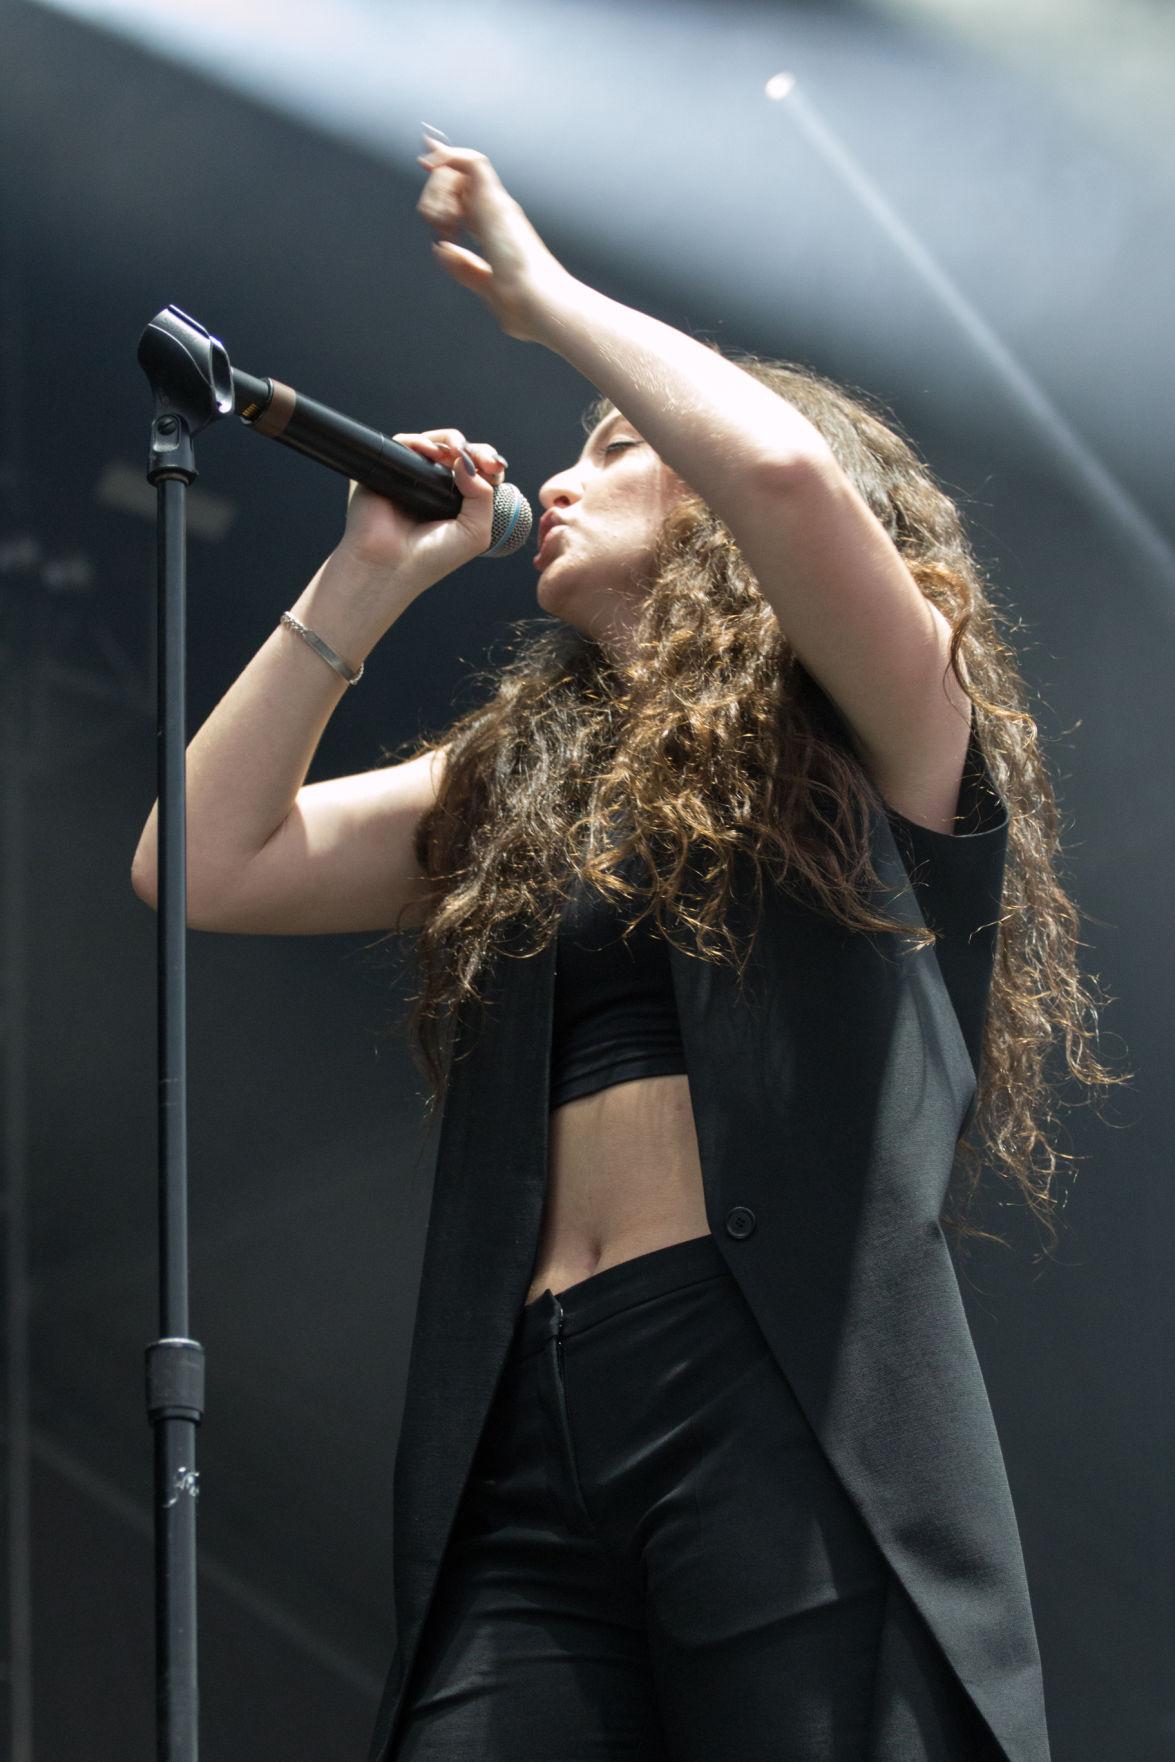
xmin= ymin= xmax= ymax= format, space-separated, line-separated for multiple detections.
xmin=340 ymin=429 xmax=509 ymax=589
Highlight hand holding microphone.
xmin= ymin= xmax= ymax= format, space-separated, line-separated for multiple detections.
xmin=231 ymin=361 xmax=532 ymax=574
xmin=341 ymin=428 xmax=513 ymax=588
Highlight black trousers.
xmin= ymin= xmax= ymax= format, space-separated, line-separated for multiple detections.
xmin=390 ymin=1233 xmax=977 ymax=1760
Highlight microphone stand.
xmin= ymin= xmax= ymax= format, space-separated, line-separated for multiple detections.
xmin=137 ymin=304 xmax=234 ymax=1762
xmin=135 ymin=299 xmax=530 ymax=1758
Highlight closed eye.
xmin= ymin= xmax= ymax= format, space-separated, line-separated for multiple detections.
xmin=603 ymin=441 xmax=635 ymax=456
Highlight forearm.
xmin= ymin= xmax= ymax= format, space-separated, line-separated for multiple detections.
xmin=532 ymin=276 xmax=829 ymax=508
xmin=130 ymin=545 xmax=420 ymax=901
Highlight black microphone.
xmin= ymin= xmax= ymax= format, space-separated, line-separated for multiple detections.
xmin=230 ymin=366 xmax=533 ymax=559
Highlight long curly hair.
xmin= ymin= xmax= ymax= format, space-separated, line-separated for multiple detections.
xmin=372 ymin=344 xmax=1130 ymax=1261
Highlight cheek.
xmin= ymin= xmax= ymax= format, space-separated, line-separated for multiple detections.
xmin=652 ymin=467 xmax=689 ymax=519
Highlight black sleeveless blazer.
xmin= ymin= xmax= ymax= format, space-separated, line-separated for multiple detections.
xmin=366 ymin=709 xmax=1051 ymax=1762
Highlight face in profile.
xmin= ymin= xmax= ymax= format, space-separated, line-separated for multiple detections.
xmin=534 ymin=412 xmax=690 ymax=660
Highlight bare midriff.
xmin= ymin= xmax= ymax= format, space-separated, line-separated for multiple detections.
xmin=524 ymin=1072 xmax=711 ymax=1305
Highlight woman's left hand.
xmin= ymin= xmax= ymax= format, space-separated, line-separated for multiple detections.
xmin=416 ymin=134 xmax=573 ymax=344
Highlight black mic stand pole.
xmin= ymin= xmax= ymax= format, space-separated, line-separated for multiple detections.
xmin=137 ymin=305 xmax=235 ymax=1762
xmin=134 ymin=297 xmax=529 ymax=1758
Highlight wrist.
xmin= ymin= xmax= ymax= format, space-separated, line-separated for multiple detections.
xmin=326 ymin=540 xmax=429 ymax=607
xmin=295 ymin=546 xmax=422 ymax=661
xmin=518 ymin=267 xmax=592 ymax=350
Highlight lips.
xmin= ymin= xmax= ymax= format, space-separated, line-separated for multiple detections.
xmin=533 ymin=516 xmax=569 ymax=568
xmin=533 ymin=531 xmax=560 ymax=568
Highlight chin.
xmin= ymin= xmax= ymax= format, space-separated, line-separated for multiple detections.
xmin=536 ymin=566 xmax=573 ymax=605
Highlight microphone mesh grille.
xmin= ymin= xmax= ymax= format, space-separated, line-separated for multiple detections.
xmin=483 ymin=482 xmax=533 ymax=559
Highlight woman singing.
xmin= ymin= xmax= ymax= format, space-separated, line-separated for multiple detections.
xmin=131 ymin=133 xmax=1120 ymax=1761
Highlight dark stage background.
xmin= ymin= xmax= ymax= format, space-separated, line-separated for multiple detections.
xmin=0 ymin=0 xmax=1169 ymax=1756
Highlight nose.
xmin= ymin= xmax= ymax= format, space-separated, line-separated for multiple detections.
xmin=538 ymin=460 xmax=586 ymax=513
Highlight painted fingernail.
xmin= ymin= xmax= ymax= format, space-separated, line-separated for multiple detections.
xmin=421 ymin=122 xmax=450 ymax=142
xmin=460 ymin=450 xmax=477 ymax=475
xmin=494 ymin=455 xmax=509 ymax=469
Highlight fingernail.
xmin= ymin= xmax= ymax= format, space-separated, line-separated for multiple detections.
xmin=421 ymin=121 xmax=450 ymax=142
xmin=494 ymin=454 xmax=509 ymax=469
xmin=460 ymin=450 xmax=477 ymax=475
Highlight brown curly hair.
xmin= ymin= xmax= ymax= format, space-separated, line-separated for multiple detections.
xmin=371 ymin=344 xmax=1130 ymax=1262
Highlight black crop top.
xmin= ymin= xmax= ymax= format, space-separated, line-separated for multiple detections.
xmin=550 ymin=852 xmax=686 ymax=1108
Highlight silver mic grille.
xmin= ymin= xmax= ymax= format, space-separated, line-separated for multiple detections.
xmin=483 ymin=481 xmax=534 ymax=559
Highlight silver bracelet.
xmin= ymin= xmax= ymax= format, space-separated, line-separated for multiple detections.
xmin=280 ymin=610 xmax=364 ymax=686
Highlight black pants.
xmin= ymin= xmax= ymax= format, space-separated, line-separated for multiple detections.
xmin=391 ymin=1233 xmax=962 ymax=1760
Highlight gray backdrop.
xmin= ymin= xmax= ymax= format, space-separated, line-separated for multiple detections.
xmin=0 ymin=1 xmax=1168 ymax=1757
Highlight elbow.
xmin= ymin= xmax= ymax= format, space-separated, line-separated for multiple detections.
xmin=131 ymin=859 xmax=158 ymax=912
xmin=129 ymin=859 xmax=242 ymax=931
xmin=753 ymin=439 xmax=838 ymax=490
xmin=131 ymin=811 xmax=159 ymax=909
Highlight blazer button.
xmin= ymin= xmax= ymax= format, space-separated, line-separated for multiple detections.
xmin=724 ymin=1206 xmax=757 ymax=1240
